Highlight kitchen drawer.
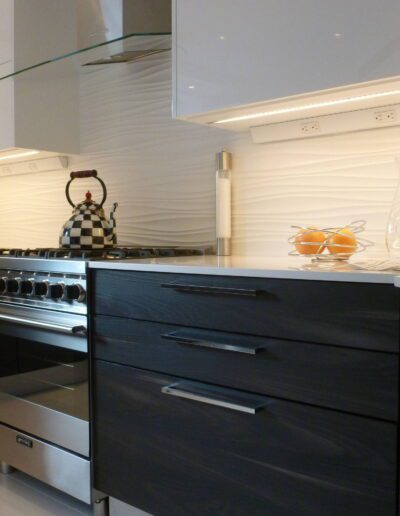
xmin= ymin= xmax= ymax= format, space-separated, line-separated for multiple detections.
xmin=93 ymin=315 xmax=398 ymax=421
xmin=93 ymin=362 xmax=397 ymax=516
xmin=92 ymin=271 xmax=399 ymax=352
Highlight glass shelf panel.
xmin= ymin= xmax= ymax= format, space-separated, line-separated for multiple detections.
xmin=0 ymin=32 xmax=171 ymax=82
xmin=3 ymin=33 xmax=171 ymax=155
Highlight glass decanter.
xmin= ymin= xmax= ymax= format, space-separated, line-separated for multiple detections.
xmin=386 ymin=157 xmax=400 ymax=257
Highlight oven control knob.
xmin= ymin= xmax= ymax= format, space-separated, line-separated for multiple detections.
xmin=19 ymin=280 xmax=34 ymax=295
xmin=6 ymin=278 xmax=19 ymax=294
xmin=34 ymin=281 xmax=48 ymax=297
xmin=65 ymin=284 xmax=85 ymax=302
xmin=0 ymin=278 xmax=6 ymax=294
xmin=49 ymin=283 xmax=64 ymax=299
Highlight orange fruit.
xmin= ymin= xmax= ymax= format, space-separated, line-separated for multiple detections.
xmin=294 ymin=227 xmax=326 ymax=255
xmin=327 ymin=228 xmax=357 ymax=256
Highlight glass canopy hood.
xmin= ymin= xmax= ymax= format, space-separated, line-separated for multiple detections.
xmin=0 ymin=0 xmax=171 ymax=160
xmin=1 ymin=0 xmax=171 ymax=82
xmin=0 ymin=32 xmax=171 ymax=82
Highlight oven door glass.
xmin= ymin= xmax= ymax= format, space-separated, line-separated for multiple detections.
xmin=0 ymin=335 xmax=89 ymax=456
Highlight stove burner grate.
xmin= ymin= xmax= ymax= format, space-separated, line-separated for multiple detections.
xmin=0 ymin=247 xmax=208 ymax=261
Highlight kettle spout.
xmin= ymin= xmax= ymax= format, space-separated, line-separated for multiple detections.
xmin=110 ymin=202 xmax=118 ymax=218
xmin=107 ymin=203 xmax=118 ymax=246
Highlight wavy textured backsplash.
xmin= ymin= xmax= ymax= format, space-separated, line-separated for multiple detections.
xmin=0 ymin=52 xmax=399 ymax=257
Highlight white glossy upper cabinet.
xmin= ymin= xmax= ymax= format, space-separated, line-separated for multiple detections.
xmin=173 ymin=0 xmax=400 ymax=130
xmin=0 ymin=0 xmax=79 ymax=157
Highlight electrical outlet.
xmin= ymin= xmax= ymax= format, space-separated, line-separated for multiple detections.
xmin=252 ymin=103 xmax=400 ymax=144
xmin=374 ymin=109 xmax=397 ymax=123
xmin=300 ymin=120 xmax=320 ymax=134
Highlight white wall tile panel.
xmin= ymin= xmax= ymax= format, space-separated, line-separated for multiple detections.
xmin=0 ymin=53 xmax=399 ymax=258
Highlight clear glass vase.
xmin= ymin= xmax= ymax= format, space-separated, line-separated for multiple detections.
xmin=386 ymin=157 xmax=400 ymax=257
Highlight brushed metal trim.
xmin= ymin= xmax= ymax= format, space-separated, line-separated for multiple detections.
xmin=0 ymin=305 xmax=88 ymax=352
xmin=162 ymin=330 xmax=266 ymax=355
xmin=216 ymin=150 xmax=232 ymax=172
xmin=0 ymin=257 xmax=87 ymax=275
xmin=162 ymin=381 xmax=267 ymax=414
xmin=0 ymin=424 xmax=91 ymax=503
xmin=0 ymin=313 xmax=86 ymax=334
xmin=161 ymin=282 xmax=261 ymax=297
xmin=216 ymin=237 xmax=231 ymax=256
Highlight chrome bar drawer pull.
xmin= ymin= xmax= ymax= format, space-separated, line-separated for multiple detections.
xmin=161 ymin=381 xmax=267 ymax=414
xmin=162 ymin=331 xmax=266 ymax=355
xmin=160 ymin=283 xmax=263 ymax=297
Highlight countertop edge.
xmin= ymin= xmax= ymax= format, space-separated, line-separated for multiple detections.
xmin=88 ymin=261 xmax=400 ymax=284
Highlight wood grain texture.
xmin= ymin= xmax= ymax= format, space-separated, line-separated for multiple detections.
xmin=0 ymin=52 xmax=399 ymax=255
xmin=92 ymin=270 xmax=400 ymax=352
xmin=93 ymin=362 xmax=397 ymax=516
xmin=92 ymin=315 xmax=398 ymax=421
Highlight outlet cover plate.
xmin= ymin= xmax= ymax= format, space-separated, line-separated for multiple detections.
xmin=251 ymin=103 xmax=400 ymax=144
xmin=0 ymin=156 xmax=68 ymax=177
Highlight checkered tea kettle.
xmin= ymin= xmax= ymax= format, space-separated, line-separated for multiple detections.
xmin=59 ymin=170 xmax=118 ymax=249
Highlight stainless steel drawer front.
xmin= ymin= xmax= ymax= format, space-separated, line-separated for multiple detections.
xmin=0 ymin=393 xmax=89 ymax=456
xmin=0 ymin=424 xmax=91 ymax=504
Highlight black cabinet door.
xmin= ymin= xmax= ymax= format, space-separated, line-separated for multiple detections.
xmin=93 ymin=361 xmax=397 ymax=516
xmin=92 ymin=271 xmax=399 ymax=352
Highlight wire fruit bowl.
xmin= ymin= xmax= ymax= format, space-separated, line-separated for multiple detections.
xmin=288 ymin=220 xmax=373 ymax=261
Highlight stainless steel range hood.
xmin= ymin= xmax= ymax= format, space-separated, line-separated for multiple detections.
xmin=78 ymin=0 xmax=171 ymax=64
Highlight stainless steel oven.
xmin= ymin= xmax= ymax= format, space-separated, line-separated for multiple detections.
xmin=0 ymin=258 xmax=98 ymax=507
xmin=0 ymin=308 xmax=88 ymax=454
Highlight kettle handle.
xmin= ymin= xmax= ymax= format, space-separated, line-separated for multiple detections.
xmin=70 ymin=170 xmax=98 ymax=179
xmin=65 ymin=170 xmax=107 ymax=208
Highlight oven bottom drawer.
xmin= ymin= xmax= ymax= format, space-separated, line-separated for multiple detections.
xmin=0 ymin=424 xmax=91 ymax=504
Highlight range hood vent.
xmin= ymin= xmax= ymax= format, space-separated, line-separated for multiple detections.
xmin=83 ymin=49 xmax=169 ymax=66
xmin=78 ymin=0 xmax=171 ymax=66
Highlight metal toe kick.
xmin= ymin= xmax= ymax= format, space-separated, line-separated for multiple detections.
xmin=0 ymin=423 xmax=92 ymax=504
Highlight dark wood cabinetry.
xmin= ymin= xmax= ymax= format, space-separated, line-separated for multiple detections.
xmin=93 ymin=271 xmax=399 ymax=351
xmin=91 ymin=270 xmax=400 ymax=515
xmin=93 ymin=315 xmax=398 ymax=421
xmin=93 ymin=361 xmax=396 ymax=516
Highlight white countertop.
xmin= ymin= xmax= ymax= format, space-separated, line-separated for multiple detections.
xmin=89 ymin=255 xmax=400 ymax=285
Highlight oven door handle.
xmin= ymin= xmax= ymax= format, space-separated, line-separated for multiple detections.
xmin=0 ymin=313 xmax=87 ymax=335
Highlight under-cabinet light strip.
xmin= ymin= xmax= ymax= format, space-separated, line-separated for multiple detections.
xmin=0 ymin=150 xmax=40 ymax=162
xmin=213 ymin=89 xmax=400 ymax=125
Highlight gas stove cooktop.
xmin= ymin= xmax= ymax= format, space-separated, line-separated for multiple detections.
xmin=0 ymin=246 xmax=212 ymax=291
xmin=0 ymin=247 xmax=210 ymax=261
